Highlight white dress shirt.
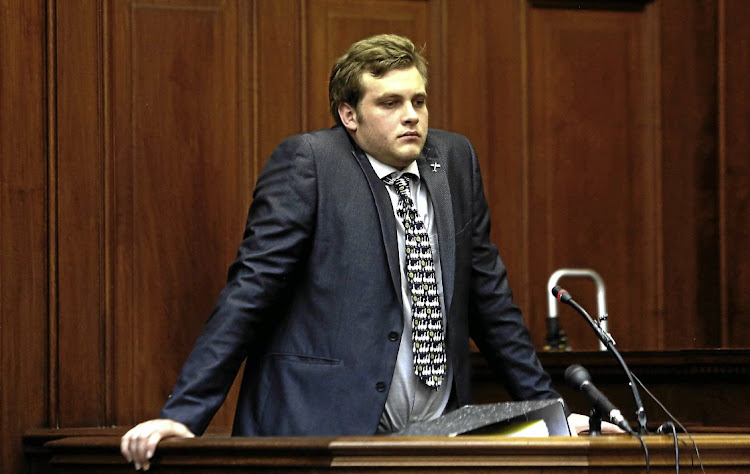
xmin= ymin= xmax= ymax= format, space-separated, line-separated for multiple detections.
xmin=367 ymin=155 xmax=453 ymax=433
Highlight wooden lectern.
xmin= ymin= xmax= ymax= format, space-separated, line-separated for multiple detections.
xmin=24 ymin=428 xmax=750 ymax=473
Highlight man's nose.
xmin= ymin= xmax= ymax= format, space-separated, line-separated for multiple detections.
xmin=402 ymin=102 xmax=419 ymax=123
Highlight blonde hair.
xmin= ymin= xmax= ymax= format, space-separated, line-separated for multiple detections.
xmin=329 ymin=34 xmax=428 ymax=125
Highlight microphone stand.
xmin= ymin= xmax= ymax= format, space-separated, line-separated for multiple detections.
xmin=554 ymin=287 xmax=648 ymax=434
xmin=588 ymin=406 xmax=603 ymax=436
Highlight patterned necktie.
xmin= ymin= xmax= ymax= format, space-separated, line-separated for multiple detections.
xmin=383 ymin=173 xmax=446 ymax=389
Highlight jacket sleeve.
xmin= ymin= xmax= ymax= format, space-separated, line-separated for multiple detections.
xmin=158 ymin=134 xmax=318 ymax=435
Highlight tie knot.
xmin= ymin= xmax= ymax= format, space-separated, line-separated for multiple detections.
xmin=383 ymin=173 xmax=413 ymax=198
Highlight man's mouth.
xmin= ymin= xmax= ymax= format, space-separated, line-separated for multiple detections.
xmin=399 ymin=131 xmax=420 ymax=138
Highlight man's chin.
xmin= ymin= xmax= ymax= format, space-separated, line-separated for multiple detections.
xmin=370 ymin=146 xmax=424 ymax=169
xmin=397 ymin=144 xmax=424 ymax=161
xmin=393 ymin=154 xmax=421 ymax=168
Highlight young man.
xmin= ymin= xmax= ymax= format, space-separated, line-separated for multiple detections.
xmin=122 ymin=34 xmax=597 ymax=471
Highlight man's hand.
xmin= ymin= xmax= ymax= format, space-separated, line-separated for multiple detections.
xmin=120 ymin=419 xmax=194 ymax=471
xmin=567 ymin=412 xmax=626 ymax=436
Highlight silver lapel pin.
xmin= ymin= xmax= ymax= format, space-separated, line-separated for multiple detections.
xmin=430 ymin=162 xmax=441 ymax=172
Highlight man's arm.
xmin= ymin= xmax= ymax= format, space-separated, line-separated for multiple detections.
xmin=461 ymin=139 xmax=624 ymax=435
xmin=121 ymin=134 xmax=319 ymax=467
xmin=461 ymin=138 xmax=559 ymax=402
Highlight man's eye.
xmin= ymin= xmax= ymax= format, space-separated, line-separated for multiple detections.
xmin=414 ymin=99 xmax=426 ymax=107
xmin=383 ymin=101 xmax=397 ymax=107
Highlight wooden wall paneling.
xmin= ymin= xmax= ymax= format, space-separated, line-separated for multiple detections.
xmin=721 ymin=0 xmax=750 ymax=347
xmin=660 ymin=0 xmax=720 ymax=349
xmin=306 ymin=0 xmax=431 ymax=132
xmin=440 ymin=1 xmax=530 ymax=316
xmin=110 ymin=0 xmax=255 ymax=431
xmin=54 ymin=0 xmax=109 ymax=428
xmin=256 ymin=0 xmax=305 ymax=165
xmin=424 ymin=0 xmax=446 ymax=130
xmin=526 ymin=3 xmax=661 ymax=350
xmin=0 ymin=1 xmax=49 ymax=473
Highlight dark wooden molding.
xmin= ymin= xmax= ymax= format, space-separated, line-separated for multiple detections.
xmin=473 ymin=349 xmax=750 ymax=429
xmin=529 ymin=0 xmax=653 ymax=11
xmin=537 ymin=349 xmax=750 ymax=379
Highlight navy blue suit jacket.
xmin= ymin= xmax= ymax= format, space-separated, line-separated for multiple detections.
xmin=159 ymin=126 xmax=561 ymax=436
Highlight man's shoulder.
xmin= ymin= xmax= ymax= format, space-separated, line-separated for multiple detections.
xmin=281 ymin=126 xmax=350 ymax=147
xmin=426 ymin=128 xmax=466 ymax=140
xmin=425 ymin=129 xmax=474 ymax=155
xmin=268 ymin=126 xmax=352 ymax=164
xmin=426 ymin=128 xmax=472 ymax=146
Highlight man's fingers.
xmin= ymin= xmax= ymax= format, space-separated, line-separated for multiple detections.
xmin=127 ymin=426 xmax=159 ymax=469
xmin=566 ymin=413 xmax=627 ymax=436
xmin=135 ymin=431 xmax=161 ymax=467
xmin=121 ymin=419 xmax=195 ymax=470
xmin=566 ymin=413 xmax=588 ymax=435
xmin=120 ymin=428 xmax=134 ymax=461
xmin=600 ymin=420 xmax=626 ymax=434
xmin=139 ymin=431 xmax=164 ymax=471
xmin=145 ymin=431 xmax=164 ymax=460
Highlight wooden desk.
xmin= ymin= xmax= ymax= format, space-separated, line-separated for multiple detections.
xmin=24 ymin=429 xmax=750 ymax=473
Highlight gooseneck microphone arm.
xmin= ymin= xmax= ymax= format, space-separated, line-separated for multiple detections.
xmin=552 ymin=285 xmax=648 ymax=434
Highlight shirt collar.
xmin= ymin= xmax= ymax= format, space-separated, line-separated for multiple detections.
xmin=366 ymin=154 xmax=421 ymax=182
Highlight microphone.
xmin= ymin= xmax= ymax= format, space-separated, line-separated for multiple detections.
xmin=551 ymin=284 xmax=648 ymax=433
xmin=565 ymin=364 xmax=634 ymax=434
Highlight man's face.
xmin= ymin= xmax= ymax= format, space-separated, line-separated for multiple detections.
xmin=339 ymin=66 xmax=428 ymax=169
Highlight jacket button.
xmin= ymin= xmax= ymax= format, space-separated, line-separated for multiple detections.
xmin=388 ymin=331 xmax=399 ymax=341
xmin=376 ymin=382 xmax=387 ymax=392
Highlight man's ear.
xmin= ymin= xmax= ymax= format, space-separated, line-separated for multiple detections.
xmin=338 ymin=102 xmax=358 ymax=132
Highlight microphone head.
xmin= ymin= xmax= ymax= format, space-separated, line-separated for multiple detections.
xmin=552 ymin=285 xmax=572 ymax=303
xmin=564 ymin=364 xmax=592 ymax=390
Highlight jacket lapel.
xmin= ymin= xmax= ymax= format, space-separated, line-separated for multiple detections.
xmin=417 ymin=146 xmax=455 ymax=315
xmin=350 ymin=148 xmax=403 ymax=307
